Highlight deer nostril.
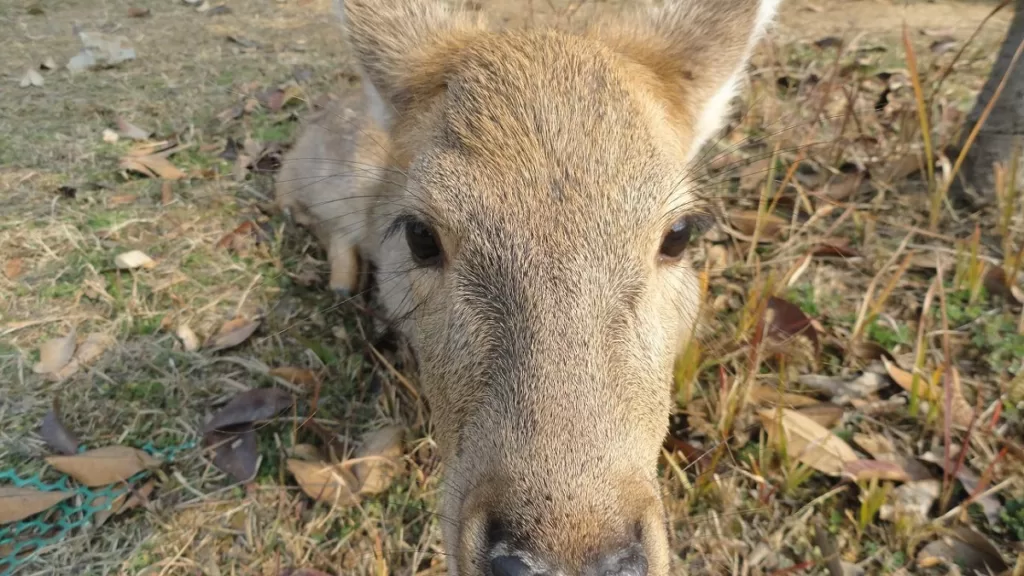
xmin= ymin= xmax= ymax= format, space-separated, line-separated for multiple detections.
xmin=595 ymin=543 xmax=648 ymax=576
xmin=490 ymin=555 xmax=535 ymax=576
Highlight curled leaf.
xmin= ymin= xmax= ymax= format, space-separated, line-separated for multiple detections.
xmin=351 ymin=426 xmax=404 ymax=495
xmin=287 ymin=459 xmax=359 ymax=506
xmin=45 ymin=446 xmax=162 ymax=487
xmin=39 ymin=398 xmax=80 ymax=455
xmin=204 ymin=317 xmax=261 ymax=352
xmin=205 ymin=426 xmax=259 ymax=483
xmin=175 ymin=324 xmax=200 ymax=351
xmin=0 ymin=487 xmax=73 ymax=524
xmin=33 ymin=328 xmax=77 ymax=375
xmin=203 ymin=388 xmax=293 ymax=434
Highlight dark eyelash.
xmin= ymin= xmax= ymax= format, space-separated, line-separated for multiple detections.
xmin=383 ymin=213 xmax=419 ymax=243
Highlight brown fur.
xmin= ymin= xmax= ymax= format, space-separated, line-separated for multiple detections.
xmin=275 ymin=1 xmax=779 ymax=574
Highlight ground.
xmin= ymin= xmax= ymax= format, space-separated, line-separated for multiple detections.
xmin=1 ymin=0 xmax=1023 ymax=575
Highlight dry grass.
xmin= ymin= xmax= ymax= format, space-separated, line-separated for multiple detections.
xmin=1 ymin=0 xmax=1023 ymax=575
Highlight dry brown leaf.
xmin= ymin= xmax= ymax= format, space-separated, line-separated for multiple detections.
xmin=175 ymin=324 xmax=199 ymax=351
xmin=794 ymin=403 xmax=845 ymax=429
xmin=39 ymin=398 xmax=80 ymax=455
xmin=758 ymin=407 xmax=859 ymax=477
xmin=119 ymin=154 xmax=185 ymax=180
xmin=738 ymin=157 xmax=771 ymax=190
xmin=0 ymin=486 xmax=73 ymax=524
xmin=74 ymin=333 xmax=112 ymax=366
xmin=289 ymin=443 xmax=323 ymax=462
xmin=33 ymin=328 xmax=77 ymax=374
xmin=351 ymin=426 xmax=404 ymax=495
xmin=748 ymin=384 xmax=820 ymax=408
xmin=107 ymin=194 xmax=137 ymax=206
xmin=287 ymin=459 xmax=359 ymax=506
xmin=269 ymin=367 xmax=321 ymax=388
xmin=842 ymin=459 xmax=909 ymax=483
xmin=92 ymin=479 xmax=155 ymax=527
xmin=114 ymin=250 xmax=156 ymax=270
xmin=46 ymin=446 xmax=162 ymax=487
xmin=4 ymin=258 xmax=24 ymax=279
xmin=204 ymin=317 xmax=260 ymax=352
xmin=729 ymin=210 xmax=788 ymax=240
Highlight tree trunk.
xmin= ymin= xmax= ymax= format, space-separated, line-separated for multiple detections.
xmin=960 ymin=0 xmax=1024 ymax=200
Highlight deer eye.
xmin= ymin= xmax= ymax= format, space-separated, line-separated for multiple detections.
xmin=405 ymin=218 xmax=443 ymax=266
xmin=659 ymin=215 xmax=704 ymax=261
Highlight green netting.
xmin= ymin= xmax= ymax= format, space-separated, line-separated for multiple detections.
xmin=0 ymin=440 xmax=195 ymax=576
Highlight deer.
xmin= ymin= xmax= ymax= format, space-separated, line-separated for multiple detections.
xmin=275 ymin=0 xmax=781 ymax=574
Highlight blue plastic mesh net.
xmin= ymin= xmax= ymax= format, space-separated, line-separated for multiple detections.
xmin=0 ymin=440 xmax=195 ymax=576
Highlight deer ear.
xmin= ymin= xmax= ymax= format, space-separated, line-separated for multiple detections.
xmin=337 ymin=0 xmax=486 ymax=129
xmin=594 ymin=0 xmax=780 ymax=157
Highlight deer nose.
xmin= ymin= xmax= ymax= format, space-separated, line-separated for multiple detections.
xmin=488 ymin=544 xmax=648 ymax=576
xmin=593 ymin=543 xmax=649 ymax=576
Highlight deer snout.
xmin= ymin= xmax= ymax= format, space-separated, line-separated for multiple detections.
xmin=487 ymin=539 xmax=649 ymax=576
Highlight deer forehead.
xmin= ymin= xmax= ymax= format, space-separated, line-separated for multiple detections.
xmin=392 ymin=33 xmax=699 ymax=239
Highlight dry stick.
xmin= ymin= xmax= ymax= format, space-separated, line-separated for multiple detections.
xmin=902 ymin=23 xmax=938 ymax=230
xmin=943 ymin=35 xmax=1024 ymax=200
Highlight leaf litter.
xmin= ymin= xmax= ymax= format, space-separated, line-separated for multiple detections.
xmin=46 ymin=446 xmax=162 ymax=487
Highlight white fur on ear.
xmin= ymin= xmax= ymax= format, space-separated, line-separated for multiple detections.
xmin=689 ymin=0 xmax=782 ymax=160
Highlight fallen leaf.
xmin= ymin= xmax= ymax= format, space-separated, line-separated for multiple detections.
xmin=204 ymin=317 xmax=261 ymax=352
xmin=0 ymin=487 xmax=73 ymax=524
xmin=749 ymin=384 xmax=820 ymax=408
xmin=205 ymin=426 xmax=259 ymax=483
xmin=758 ymin=407 xmax=859 ymax=476
xmin=216 ymin=220 xmax=257 ymax=250
xmin=203 ymin=388 xmax=293 ymax=434
xmin=74 ymin=333 xmax=111 ymax=365
xmin=984 ymin=265 xmax=1023 ymax=305
xmin=811 ymin=240 xmax=861 ymax=259
xmin=127 ymin=6 xmax=150 ymax=17
xmin=119 ymin=154 xmax=186 ymax=180
xmin=33 ymin=328 xmax=77 ymax=374
xmin=853 ymin=433 xmax=932 ymax=481
xmin=114 ymin=250 xmax=156 ymax=270
xmin=116 ymin=118 xmax=151 ymax=141
xmin=287 ymin=459 xmax=359 ymax=506
xmin=46 ymin=445 xmax=162 ymax=486
xmin=39 ymin=398 xmax=80 ymax=455
xmin=102 ymin=129 xmax=119 ymax=143
xmin=794 ymin=403 xmax=845 ymax=429
xmin=269 ymin=367 xmax=321 ymax=388
xmin=93 ymin=478 xmax=155 ymax=527
xmin=759 ymin=296 xmax=820 ymax=354
xmin=20 ymin=68 xmax=44 ymax=88
xmin=729 ymin=210 xmax=789 ymax=240
xmin=351 ymin=426 xmax=404 ymax=495
xmin=820 ymin=172 xmax=866 ymax=201
xmin=4 ymin=258 xmax=24 ymax=279
xmin=916 ymin=527 xmax=1009 ymax=573
xmin=929 ymin=37 xmax=956 ymax=54
xmin=842 ymin=459 xmax=909 ymax=483
xmin=40 ymin=57 xmax=56 ymax=70
xmin=175 ymin=324 xmax=199 ymax=351
xmin=289 ymin=443 xmax=323 ymax=462
xmin=880 ymin=479 xmax=940 ymax=526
